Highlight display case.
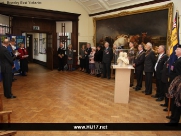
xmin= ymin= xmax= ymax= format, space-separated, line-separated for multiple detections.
xmin=113 ymin=49 xmax=136 ymax=65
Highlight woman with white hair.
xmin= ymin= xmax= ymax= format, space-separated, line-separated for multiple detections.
xmin=89 ymin=47 xmax=96 ymax=75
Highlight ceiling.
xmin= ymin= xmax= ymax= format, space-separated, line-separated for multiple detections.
xmin=76 ymin=0 xmax=155 ymax=15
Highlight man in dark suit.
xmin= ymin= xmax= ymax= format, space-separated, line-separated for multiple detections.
xmin=153 ymin=45 xmax=168 ymax=101
xmin=85 ymin=43 xmax=92 ymax=74
xmin=133 ymin=44 xmax=145 ymax=91
xmin=102 ymin=42 xmax=113 ymax=79
xmin=167 ymin=44 xmax=181 ymax=125
xmin=57 ymin=43 xmax=65 ymax=71
xmin=160 ymin=49 xmax=170 ymax=108
xmin=0 ymin=39 xmax=16 ymax=99
xmin=143 ymin=42 xmax=156 ymax=95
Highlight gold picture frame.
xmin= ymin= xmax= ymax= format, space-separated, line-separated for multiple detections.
xmin=93 ymin=2 xmax=173 ymax=49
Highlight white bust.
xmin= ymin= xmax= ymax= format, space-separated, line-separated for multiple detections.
xmin=117 ymin=52 xmax=129 ymax=67
xmin=117 ymin=52 xmax=124 ymax=66
xmin=122 ymin=52 xmax=129 ymax=66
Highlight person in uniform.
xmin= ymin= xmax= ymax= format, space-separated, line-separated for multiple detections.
xmin=102 ymin=42 xmax=113 ymax=79
xmin=133 ymin=44 xmax=145 ymax=91
xmin=85 ymin=43 xmax=92 ymax=74
xmin=152 ymin=45 xmax=168 ymax=101
xmin=0 ymin=39 xmax=16 ymax=99
xmin=166 ymin=44 xmax=181 ymax=120
xmin=18 ymin=43 xmax=28 ymax=76
xmin=143 ymin=42 xmax=156 ymax=95
xmin=128 ymin=42 xmax=137 ymax=87
xmin=57 ymin=43 xmax=65 ymax=71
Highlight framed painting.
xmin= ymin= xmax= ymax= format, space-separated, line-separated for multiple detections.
xmin=93 ymin=3 xmax=173 ymax=50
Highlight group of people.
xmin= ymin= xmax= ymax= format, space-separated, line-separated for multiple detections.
xmin=0 ymin=38 xmax=29 ymax=99
xmin=79 ymin=42 xmax=113 ymax=79
xmin=130 ymin=41 xmax=181 ymax=125
xmin=57 ymin=43 xmax=74 ymax=71
xmin=58 ymin=42 xmax=113 ymax=79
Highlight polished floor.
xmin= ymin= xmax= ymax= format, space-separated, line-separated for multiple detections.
xmin=0 ymin=63 xmax=180 ymax=136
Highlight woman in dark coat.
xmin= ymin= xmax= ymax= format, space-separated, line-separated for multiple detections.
xmin=94 ymin=45 xmax=103 ymax=77
xmin=79 ymin=44 xmax=86 ymax=71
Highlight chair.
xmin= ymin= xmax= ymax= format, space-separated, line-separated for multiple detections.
xmin=0 ymin=93 xmax=16 ymax=136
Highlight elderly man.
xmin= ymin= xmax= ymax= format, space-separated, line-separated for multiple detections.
xmin=102 ymin=42 xmax=113 ymax=79
xmin=143 ymin=42 xmax=156 ymax=95
xmin=0 ymin=39 xmax=16 ymax=99
xmin=133 ymin=44 xmax=145 ymax=91
xmin=153 ymin=45 xmax=168 ymax=101
xmin=57 ymin=43 xmax=65 ymax=71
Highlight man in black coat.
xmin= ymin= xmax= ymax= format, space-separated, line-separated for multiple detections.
xmin=0 ymin=39 xmax=16 ymax=99
xmin=153 ymin=45 xmax=168 ymax=101
xmin=57 ymin=43 xmax=65 ymax=71
xmin=85 ymin=43 xmax=92 ymax=74
xmin=133 ymin=44 xmax=145 ymax=91
xmin=102 ymin=42 xmax=113 ymax=79
xmin=143 ymin=42 xmax=156 ymax=95
xmin=160 ymin=49 xmax=170 ymax=108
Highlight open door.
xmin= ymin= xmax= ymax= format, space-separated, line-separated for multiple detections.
xmin=46 ymin=33 xmax=53 ymax=70
xmin=26 ymin=34 xmax=33 ymax=62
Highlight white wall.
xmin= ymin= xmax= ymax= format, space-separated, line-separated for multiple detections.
xmin=27 ymin=33 xmax=47 ymax=62
xmin=2 ymin=0 xmax=94 ymax=46
xmin=0 ymin=14 xmax=9 ymax=25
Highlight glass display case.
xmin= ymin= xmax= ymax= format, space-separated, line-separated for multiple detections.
xmin=113 ymin=49 xmax=136 ymax=65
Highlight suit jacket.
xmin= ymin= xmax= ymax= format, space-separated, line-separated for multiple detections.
xmin=85 ymin=47 xmax=92 ymax=59
xmin=0 ymin=45 xmax=14 ymax=73
xmin=94 ymin=49 xmax=103 ymax=62
xmin=57 ymin=47 xmax=65 ymax=59
xmin=170 ymin=57 xmax=181 ymax=82
xmin=155 ymin=54 xmax=168 ymax=79
xmin=134 ymin=50 xmax=145 ymax=71
xmin=18 ymin=48 xmax=28 ymax=59
xmin=144 ymin=50 xmax=156 ymax=72
xmin=102 ymin=47 xmax=113 ymax=64
xmin=161 ymin=58 xmax=170 ymax=83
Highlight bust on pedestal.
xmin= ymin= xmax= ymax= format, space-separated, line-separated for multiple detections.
xmin=113 ymin=51 xmax=134 ymax=103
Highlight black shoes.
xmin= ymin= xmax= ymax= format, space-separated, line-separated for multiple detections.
xmin=163 ymin=108 xmax=171 ymax=112
xmin=160 ymin=104 xmax=167 ymax=107
xmin=166 ymin=116 xmax=172 ymax=119
xmin=156 ymin=97 xmax=164 ymax=101
xmin=7 ymin=95 xmax=16 ymax=99
xmin=145 ymin=93 xmax=151 ymax=95
xmin=130 ymin=84 xmax=133 ymax=87
xmin=151 ymin=94 xmax=159 ymax=98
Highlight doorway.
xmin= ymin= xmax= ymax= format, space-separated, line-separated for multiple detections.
xmin=25 ymin=32 xmax=49 ymax=67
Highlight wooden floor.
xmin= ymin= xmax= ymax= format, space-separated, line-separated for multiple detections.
xmin=0 ymin=63 xmax=180 ymax=136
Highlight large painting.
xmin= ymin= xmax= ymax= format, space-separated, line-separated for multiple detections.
xmin=93 ymin=3 xmax=173 ymax=49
